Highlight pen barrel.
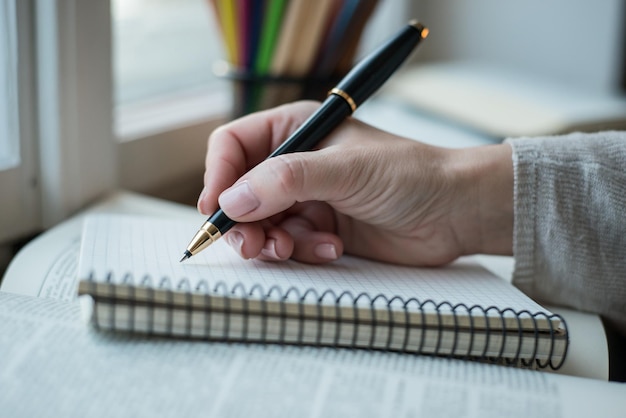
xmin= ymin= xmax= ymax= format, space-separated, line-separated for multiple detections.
xmin=208 ymin=209 xmax=236 ymax=235
xmin=269 ymin=95 xmax=352 ymax=156
xmin=335 ymin=22 xmax=426 ymax=107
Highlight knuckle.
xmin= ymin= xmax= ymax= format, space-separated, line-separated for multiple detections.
xmin=269 ymin=155 xmax=306 ymax=197
xmin=207 ymin=126 xmax=229 ymax=148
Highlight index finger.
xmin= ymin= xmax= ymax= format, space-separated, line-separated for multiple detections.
xmin=198 ymin=101 xmax=321 ymax=215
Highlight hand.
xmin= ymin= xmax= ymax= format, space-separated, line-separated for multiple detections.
xmin=198 ymin=101 xmax=514 ymax=266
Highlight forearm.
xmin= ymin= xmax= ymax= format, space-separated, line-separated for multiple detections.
xmin=506 ymin=131 xmax=626 ymax=334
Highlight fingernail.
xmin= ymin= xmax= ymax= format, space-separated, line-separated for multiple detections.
xmin=197 ymin=187 xmax=209 ymax=214
xmin=261 ymin=238 xmax=280 ymax=260
xmin=314 ymin=243 xmax=338 ymax=260
xmin=219 ymin=181 xmax=260 ymax=218
xmin=225 ymin=231 xmax=244 ymax=257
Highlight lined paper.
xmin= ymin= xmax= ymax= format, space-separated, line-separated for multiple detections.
xmin=78 ymin=214 xmax=548 ymax=315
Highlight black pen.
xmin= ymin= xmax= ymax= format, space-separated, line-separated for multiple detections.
xmin=180 ymin=20 xmax=428 ymax=262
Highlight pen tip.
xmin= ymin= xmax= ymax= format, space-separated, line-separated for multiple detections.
xmin=179 ymin=250 xmax=192 ymax=263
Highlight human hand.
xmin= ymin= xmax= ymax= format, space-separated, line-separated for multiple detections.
xmin=197 ymin=101 xmax=513 ymax=266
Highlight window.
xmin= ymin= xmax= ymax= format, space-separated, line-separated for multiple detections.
xmin=0 ymin=1 xmax=18 ymax=171
xmin=113 ymin=0 xmax=224 ymax=108
xmin=0 ymin=0 xmax=39 ymax=243
xmin=112 ymin=0 xmax=229 ymax=142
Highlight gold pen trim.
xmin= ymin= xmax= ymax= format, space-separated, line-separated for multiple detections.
xmin=329 ymin=88 xmax=357 ymax=113
xmin=409 ymin=20 xmax=429 ymax=39
xmin=185 ymin=221 xmax=222 ymax=256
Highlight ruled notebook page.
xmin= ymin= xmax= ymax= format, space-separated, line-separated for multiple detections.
xmin=77 ymin=214 xmax=549 ymax=315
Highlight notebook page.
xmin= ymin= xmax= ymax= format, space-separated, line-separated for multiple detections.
xmin=78 ymin=214 xmax=548 ymax=314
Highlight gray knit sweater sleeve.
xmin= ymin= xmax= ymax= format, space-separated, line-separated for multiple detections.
xmin=505 ymin=131 xmax=626 ymax=335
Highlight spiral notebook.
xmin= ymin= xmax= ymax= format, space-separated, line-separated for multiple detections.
xmin=76 ymin=214 xmax=568 ymax=369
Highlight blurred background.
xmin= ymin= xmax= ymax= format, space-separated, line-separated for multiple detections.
xmin=113 ymin=0 xmax=625 ymax=108
xmin=414 ymin=1 xmax=625 ymax=92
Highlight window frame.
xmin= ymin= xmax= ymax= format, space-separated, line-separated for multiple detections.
xmin=0 ymin=0 xmax=40 ymax=243
xmin=35 ymin=0 xmax=117 ymax=227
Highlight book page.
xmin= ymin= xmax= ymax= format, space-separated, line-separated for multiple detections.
xmin=0 ymin=292 xmax=624 ymax=417
xmin=1 ymin=191 xmax=200 ymax=299
xmin=78 ymin=214 xmax=550 ymax=316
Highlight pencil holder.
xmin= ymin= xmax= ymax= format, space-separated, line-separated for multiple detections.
xmin=215 ymin=62 xmax=343 ymax=119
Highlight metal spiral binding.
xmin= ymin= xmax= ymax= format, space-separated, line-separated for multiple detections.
xmin=86 ymin=272 xmax=569 ymax=370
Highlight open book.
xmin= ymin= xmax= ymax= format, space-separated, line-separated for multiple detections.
xmin=77 ymin=214 xmax=568 ymax=369
xmin=2 ymin=291 xmax=624 ymax=417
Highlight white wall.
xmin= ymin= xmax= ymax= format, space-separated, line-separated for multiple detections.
xmin=412 ymin=0 xmax=625 ymax=93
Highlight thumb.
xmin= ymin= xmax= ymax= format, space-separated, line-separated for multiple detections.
xmin=217 ymin=150 xmax=349 ymax=222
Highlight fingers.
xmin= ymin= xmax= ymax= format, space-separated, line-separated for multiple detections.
xmin=198 ymin=101 xmax=321 ymax=215
xmin=217 ymin=148 xmax=354 ymax=223
xmin=223 ymin=222 xmax=295 ymax=261
xmin=221 ymin=202 xmax=344 ymax=264
xmin=279 ymin=216 xmax=344 ymax=263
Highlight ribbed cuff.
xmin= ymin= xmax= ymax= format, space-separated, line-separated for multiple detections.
xmin=504 ymin=138 xmax=538 ymax=297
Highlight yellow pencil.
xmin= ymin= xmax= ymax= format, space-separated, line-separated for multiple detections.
xmin=216 ymin=0 xmax=239 ymax=66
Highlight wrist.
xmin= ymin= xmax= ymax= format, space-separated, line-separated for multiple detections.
xmin=447 ymin=143 xmax=514 ymax=256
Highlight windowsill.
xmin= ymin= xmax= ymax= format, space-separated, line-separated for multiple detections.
xmin=0 ymin=155 xmax=20 ymax=171
xmin=114 ymin=84 xmax=232 ymax=142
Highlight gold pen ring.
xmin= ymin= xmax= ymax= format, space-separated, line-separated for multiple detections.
xmin=329 ymin=88 xmax=357 ymax=113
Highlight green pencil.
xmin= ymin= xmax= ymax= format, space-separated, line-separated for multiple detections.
xmin=254 ymin=0 xmax=287 ymax=74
